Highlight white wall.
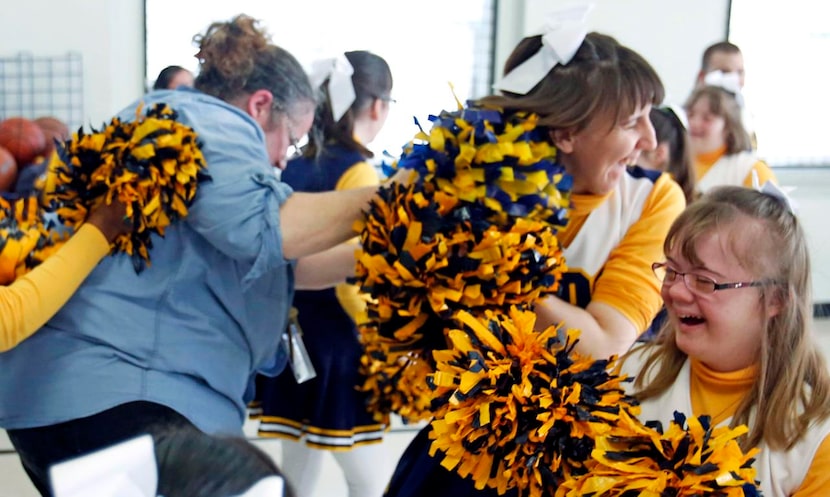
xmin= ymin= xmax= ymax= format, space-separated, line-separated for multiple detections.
xmin=0 ymin=0 xmax=145 ymax=127
xmin=1 ymin=0 xmax=728 ymax=127
xmin=499 ymin=0 xmax=729 ymax=104
xmin=772 ymin=169 xmax=830 ymax=302
xmin=3 ymin=0 xmax=829 ymax=301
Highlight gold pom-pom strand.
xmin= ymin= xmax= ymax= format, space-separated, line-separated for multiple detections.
xmin=557 ymin=411 xmax=763 ymax=497
xmin=41 ymin=103 xmax=210 ymax=272
xmin=355 ymin=181 xmax=567 ymax=319
xmin=0 ymin=195 xmax=68 ymax=284
xmin=425 ymin=307 xmax=640 ymax=497
xmin=358 ymin=317 xmax=448 ymax=424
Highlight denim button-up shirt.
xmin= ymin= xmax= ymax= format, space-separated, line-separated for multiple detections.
xmin=0 ymin=88 xmax=294 ymax=435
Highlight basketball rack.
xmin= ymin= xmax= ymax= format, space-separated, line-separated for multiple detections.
xmin=0 ymin=52 xmax=84 ymax=131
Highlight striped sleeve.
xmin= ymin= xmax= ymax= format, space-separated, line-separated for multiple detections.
xmin=590 ymin=173 xmax=686 ymax=332
xmin=792 ymin=434 xmax=830 ymax=496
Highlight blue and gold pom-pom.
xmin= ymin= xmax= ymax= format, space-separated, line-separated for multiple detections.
xmin=558 ymin=411 xmax=763 ymax=496
xmin=427 ymin=307 xmax=639 ymax=497
xmin=355 ymin=105 xmax=571 ymax=423
xmin=0 ymin=195 xmax=66 ymax=284
xmin=355 ymin=102 xmax=765 ymax=495
xmin=393 ymin=109 xmax=570 ymax=227
xmin=40 ymin=102 xmax=210 ymax=272
xmin=359 ymin=321 xmax=439 ymax=423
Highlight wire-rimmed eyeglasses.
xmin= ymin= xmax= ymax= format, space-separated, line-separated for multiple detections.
xmin=373 ymin=94 xmax=396 ymax=104
xmin=286 ymin=126 xmax=302 ymax=160
xmin=651 ymin=262 xmax=769 ymax=295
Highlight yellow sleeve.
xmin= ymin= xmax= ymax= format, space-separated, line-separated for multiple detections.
xmin=335 ymin=160 xmax=380 ymax=190
xmin=591 ymin=174 xmax=686 ymax=332
xmin=0 ymin=224 xmax=110 ymax=351
xmin=793 ymin=434 xmax=830 ymax=496
xmin=742 ymin=159 xmax=777 ymax=187
xmin=334 ymin=161 xmax=380 ymax=322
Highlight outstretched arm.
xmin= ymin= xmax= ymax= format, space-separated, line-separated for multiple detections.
xmin=280 ymin=168 xmax=412 ymax=260
xmin=279 ymin=186 xmax=377 ymax=260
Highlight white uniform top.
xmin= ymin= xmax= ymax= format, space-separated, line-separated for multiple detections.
xmin=621 ymin=348 xmax=830 ymax=497
xmin=696 ymin=151 xmax=757 ymax=194
xmin=557 ymin=167 xmax=685 ymax=332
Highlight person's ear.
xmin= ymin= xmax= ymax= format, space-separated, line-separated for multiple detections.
xmin=369 ymin=98 xmax=385 ymax=121
xmin=550 ymin=128 xmax=577 ymax=154
xmin=246 ymin=89 xmax=275 ymax=125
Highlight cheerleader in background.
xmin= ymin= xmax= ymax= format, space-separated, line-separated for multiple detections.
xmin=255 ymin=51 xmax=395 ymax=497
xmin=639 ymin=105 xmax=697 ymax=204
xmin=638 ymin=105 xmax=696 ymax=340
xmin=685 ymin=78 xmax=776 ymax=195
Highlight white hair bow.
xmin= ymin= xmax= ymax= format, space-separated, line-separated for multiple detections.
xmin=495 ymin=3 xmax=593 ymax=94
xmin=309 ymin=54 xmax=356 ymax=122
xmin=752 ymin=171 xmax=797 ymax=214
xmin=703 ymin=70 xmax=744 ymax=107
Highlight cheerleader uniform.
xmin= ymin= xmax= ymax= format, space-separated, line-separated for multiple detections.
xmin=255 ymin=143 xmax=386 ymax=449
xmin=383 ymin=166 xmax=685 ymax=497
xmin=695 ymin=145 xmax=776 ymax=194
xmin=620 ymin=347 xmax=830 ymax=497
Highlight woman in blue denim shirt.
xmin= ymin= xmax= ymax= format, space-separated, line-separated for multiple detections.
xmin=0 ymin=14 xmax=392 ymax=496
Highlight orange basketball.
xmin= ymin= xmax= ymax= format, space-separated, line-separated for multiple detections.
xmin=0 ymin=145 xmax=18 ymax=193
xmin=0 ymin=117 xmax=47 ymax=167
xmin=34 ymin=116 xmax=70 ymax=158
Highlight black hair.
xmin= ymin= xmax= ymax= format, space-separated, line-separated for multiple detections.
xmin=154 ymin=426 xmax=295 ymax=497
xmin=304 ymin=50 xmax=393 ymax=159
xmin=153 ymin=65 xmax=191 ymax=90
xmin=650 ymin=107 xmax=696 ymax=203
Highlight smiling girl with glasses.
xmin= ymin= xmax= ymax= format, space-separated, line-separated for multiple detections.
xmin=651 ymin=260 xmax=769 ymax=295
xmin=621 ymin=185 xmax=830 ymax=496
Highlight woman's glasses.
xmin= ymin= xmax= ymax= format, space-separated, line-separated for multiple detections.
xmin=652 ymin=262 xmax=768 ymax=295
xmin=373 ymin=94 xmax=396 ymax=104
xmin=286 ymin=126 xmax=302 ymax=160
xmin=272 ymin=100 xmax=306 ymax=160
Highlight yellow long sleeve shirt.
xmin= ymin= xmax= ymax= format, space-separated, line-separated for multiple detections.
xmin=0 ymin=224 xmax=110 ymax=351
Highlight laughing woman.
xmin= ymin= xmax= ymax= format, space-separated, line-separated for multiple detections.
xmin=383 ymin=29 xmax=685 ymax=497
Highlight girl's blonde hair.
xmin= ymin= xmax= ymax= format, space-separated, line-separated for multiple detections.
xmin=630 ymin=186 xmax=830 ymax=450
